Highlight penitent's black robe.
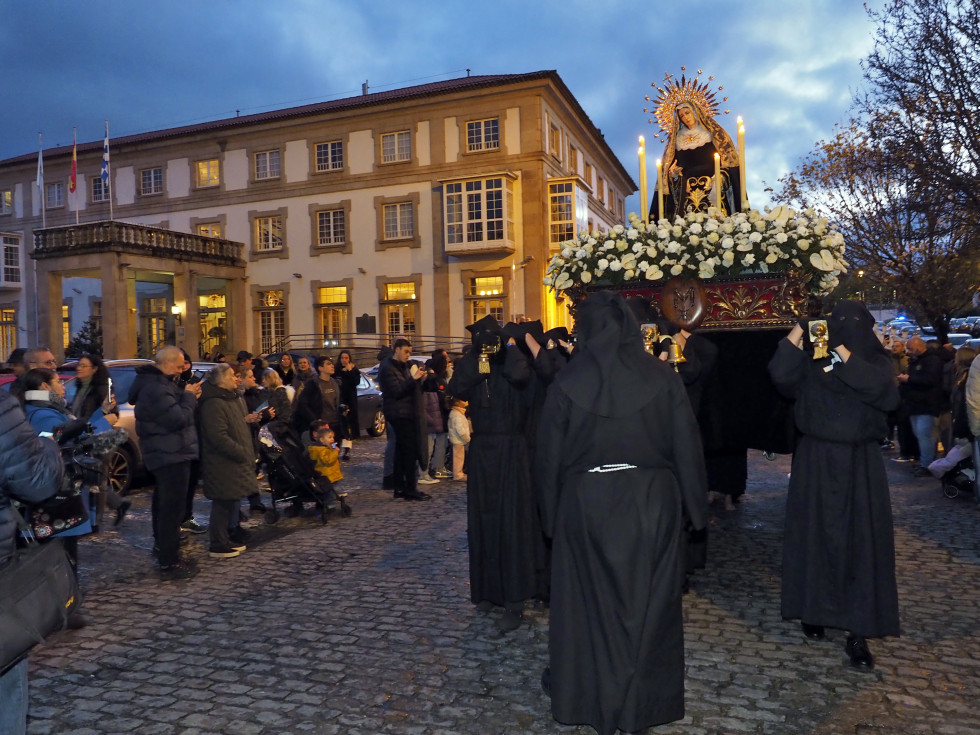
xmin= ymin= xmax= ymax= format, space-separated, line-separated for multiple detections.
xmin=448 ymin=344 xmax=538 ymax=607
xmin=768 ymin=340 xmax=900 ymax=637
xmin=535 ymin=358 xmax=707 ymax=735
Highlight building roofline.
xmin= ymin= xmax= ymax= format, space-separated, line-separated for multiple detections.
xmin=1 ymin=70 xmax=635 ymax=188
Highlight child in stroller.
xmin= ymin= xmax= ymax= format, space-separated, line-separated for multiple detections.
xmin=257 ymin=420 xmax=352 ymax=523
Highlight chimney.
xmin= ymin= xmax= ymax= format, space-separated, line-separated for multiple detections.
xmin=362 ymin=80 xmax=369 ymax=96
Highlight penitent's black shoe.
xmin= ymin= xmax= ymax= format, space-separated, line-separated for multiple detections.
xmin=802 ymin=622 xmax=826 ymax=640
xmin=540 ymin=667 xmax=552 ymax=697
xmin=845 ymin=635 xmax=874 ymax=670
xmin=114 ymin=500 xmax=131 ymax=527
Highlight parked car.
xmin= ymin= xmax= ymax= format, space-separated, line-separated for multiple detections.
xmin=957 ymin=316 xmax=980 ymax=335
xmin=947 ymin=333 xmax=971 ymax=347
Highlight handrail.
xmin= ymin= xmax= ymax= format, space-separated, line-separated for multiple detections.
xmin=260 ymin=332 xmax=471 ymax=359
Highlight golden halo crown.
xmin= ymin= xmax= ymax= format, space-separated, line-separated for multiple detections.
xmin=643 ymin=67 xmax=730 ymax=143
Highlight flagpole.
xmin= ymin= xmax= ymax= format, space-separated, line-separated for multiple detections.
xmin=38 ymin=132 xmax=46 ymax=229
xmin=103 ymin=119 xmax=113 ymax=220
xmin=71 ymin=127 xmax=79 ymax=225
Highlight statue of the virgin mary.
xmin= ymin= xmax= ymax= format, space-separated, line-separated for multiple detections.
xmin=647 ymin=72 xmax=743 ymax=221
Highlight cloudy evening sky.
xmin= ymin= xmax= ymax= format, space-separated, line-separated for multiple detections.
xmin=1 ymin=0 xmax=880 ymax=216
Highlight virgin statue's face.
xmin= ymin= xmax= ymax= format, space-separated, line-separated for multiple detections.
xmin=676 ymin=105 xmax=696 ymax=129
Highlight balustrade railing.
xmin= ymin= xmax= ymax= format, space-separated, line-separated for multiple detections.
xmin=33 ymin=220 xmax=244 ymax=265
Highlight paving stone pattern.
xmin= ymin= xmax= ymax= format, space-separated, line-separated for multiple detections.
xmin=25 ymin=439 xmax=980 ymax=735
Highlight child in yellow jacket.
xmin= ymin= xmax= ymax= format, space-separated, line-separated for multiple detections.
xmin=307 ymin=420 xmax=343 ymax=485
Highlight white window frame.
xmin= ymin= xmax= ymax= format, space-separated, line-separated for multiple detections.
xmin=383 ymin=202 xmax=414 ymax=240
xmin=444 ymin=176 xmax=511 ymax=246
xmin=316 ymin=209 xmax=346 ymax=246
xmin=254 ymin=150 xmax=281 ymax=180
xmin=254 ymin=215 xmax=283 ymax=252
xmin=381 ymin=131 xmax=411 ymax=164
xmin=466 ymin=118 xmax=500 ymax=152
xmin=91 ymin=176 xmax=109 ymax=203
xmin=46 ymin=181 xmax=65 ymax=209
xmin=1 ymin=235 xmax=21 ymax=285
xmin=197 ymin=223 xmax=222 ymax=238
xmin=140 ymin=167 xmax=163 ymax=196
xmin=196 ymin=159 xmax=220 ymax=188
xmin=549 ymin=182 xmax=575 ymax=245
xmin=315 ymin=141 xmax=344 ymax=172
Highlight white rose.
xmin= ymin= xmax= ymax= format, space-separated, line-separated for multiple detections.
xmin=576 ymin=249 xmax=586 ymax=259
xmin=775 ymin=232 xmax=788 ymax=244
xmin=742 ymin=253 xmax=756 ymax=266
xmin=699 ymin=261 xmax=716 ymax=279
xmin=638 ymin=260 xmax=649 ymax=271
xmin=603 ymin=240 xmax=615 ymax=250
xmin=689 ymin=234 xmax=700 ymax=246
xmin=721 ymin=236 xmax=734 ymax=249
xmin=583 ymin=243 xmax=594 ymax=254
xmin=616 ymin=239 xmax=629 ymax=251
xmin=613 ymin=224 xmax=625 ymax=234
xmin=609 ymin=259 xmax=623 ymax=272
xmin=689 ymin=222 xmax=703 ymax=235
xmin=580 ymin=271 xmax=592 ymax=283
xmin=722 ymin=251 xmax=735 ymax=266
xmin=740 ymin=222 xmax=752 ymax=233
xmin=562 ymin=247 xmax=574 ymax=258
xmin=597 ymin=258 xmax=609 ymax=270
xmin=542 ymin=275 xmax=554 ymax=286
xmin=798 ymin=239 xmax=810 ymax=251
xmin=632 ymin=242 xmax=644 ymax=254
xmin=749 ymin=231 xmax=762 ymax=243
xmin=721 ymin=223 xmax=734 ymax=234
xmin=627 ymin=228 xmax=638 ymax=240
xmin=672 ymin=226 xmax=683 ymax=237
xmin=707 ymin=232 xmax=720 ymax=244
xmin=657 ymin=228 xmax=669 ymax=239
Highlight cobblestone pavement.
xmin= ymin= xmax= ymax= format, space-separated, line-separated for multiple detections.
xmin=25 ymin=437 xmax=980 ymax=735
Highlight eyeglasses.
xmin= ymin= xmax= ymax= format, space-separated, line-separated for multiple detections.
xmin=41 ymin=359 xmax=57 ymax=367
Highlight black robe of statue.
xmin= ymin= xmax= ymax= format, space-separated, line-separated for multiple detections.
xmin=536 ymin=356 xmax=707 ymax=735
xmin=447 ymin=344 xmax=537 ymax=607
xmin=768 ymin=339 xmax=900 ymax=637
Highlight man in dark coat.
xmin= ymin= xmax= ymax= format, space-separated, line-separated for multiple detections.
xmin=448 ymin=315 xmax=536 ymax=632
xmin=898 ymin=336 xmax=945 ymax=477
xmin=768 ymin=300 xmax=901 ymax=670
xmin=535 ymin=292 xmax=707 ymax=735
xmin=198 ymin=364 xmax=257 ymax=558
xmin=129 ymin=345 xmax=201 ymax=579
xmin=378 ymin=339 xmax=430 ymax=501
xmin=0 ymin=389 xmax=63 ymax=735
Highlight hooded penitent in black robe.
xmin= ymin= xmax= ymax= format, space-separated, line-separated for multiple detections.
xmin=767 ymin=300 xmax=900 ymax=638
xmin=535 ymin=292 xmax=708 ymax=735
xmin=447 ymin=315 xmax=537 ymax=609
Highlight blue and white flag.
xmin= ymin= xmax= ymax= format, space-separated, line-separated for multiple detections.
xmin=101 ymin=121 xmax=110 ymax=188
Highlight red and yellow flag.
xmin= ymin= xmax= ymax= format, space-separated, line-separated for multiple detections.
xmin=69 ymin=129 xmax=77 ymax=193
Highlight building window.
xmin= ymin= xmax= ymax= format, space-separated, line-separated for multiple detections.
xmin=467 ymin=275 xmax=505 ymax=325
xmin=316 ymin=286 xmax=349 ymax=345
xmin=91 ymin=176 xmax=109 ymax=203
xmin=315 ymin=141 xmax=344 ymax=172
xmin=46 ymin=182 xmax=65 ymax=209
xmin=254 ymin=216 xmax=283 ymax=252
xmin=197 ymin=223 xmax=222 ymax=238
xmin=549 ymin=182 xmax=575 ymax=245
xmin=585 ymin=163 xmax=594 ymax=188
xmin=1 ymin=235 xmax=21 ymax=284
xmin=316 ymin=209 xmax=346 ymax=246
xmin=549 ymin=123 xmax=562 ymax=159
xmin=140 ymin=167 xmax=163 ymax=196
xmin=445 ymin=177 xmax=513 ymax=246
xmin=0 ymin=308 xmax=16 ymax=358
xmin=381 ymin=281 xmax=417 ymax=336
xmin=383 ymin=202 xmax=414 ymax=240
xmin=568 ymin=146 xmax=579 ymax=174
xmin=257 ymin=290 xmax=286 ymax=354
xmin=196 ymin=159 xmax=220 ymax=188
xmin=381 ymin=131 xmax=411 ymax=163
xmin=597 ymin=177 xmax=606 ymax=204
xmin=254 ymin=150 xmax=281 ymax=180
xmin=466 ymin=118 xmax=499 ymax=152
xmin=0 ymin=189 xmax=11 ymax=215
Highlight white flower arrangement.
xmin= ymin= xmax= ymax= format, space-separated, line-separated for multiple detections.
xmin=544 ymin=206 xmax=847 ymax=296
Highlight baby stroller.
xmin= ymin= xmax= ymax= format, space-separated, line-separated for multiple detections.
xmin=257 ymin=421 xmax=352 ymax=524
xmin=928 ymin=441 xmax=976 ymax=499
xmin=941 ymin=454 xmax=976 ymax=500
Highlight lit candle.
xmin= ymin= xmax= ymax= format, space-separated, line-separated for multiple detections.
xmin=638 ymin=137 xmax=648 ymax=225
xmin=713 ymin=152 xmax=721 ymax=211
xmin=737 ymin=117 xmax=747 ymax=211
xmin=656 ymin=159 xmax=664 ymax=222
